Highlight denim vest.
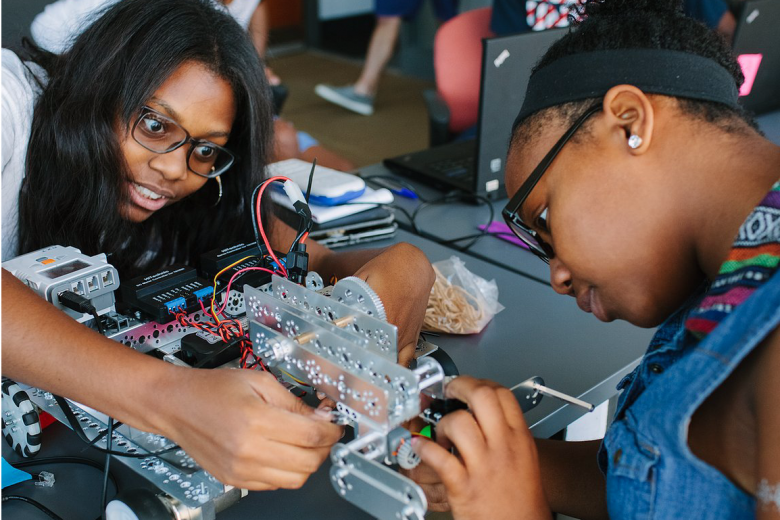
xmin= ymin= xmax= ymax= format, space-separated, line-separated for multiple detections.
xmin=598 ymin=272 xmax=780 ymax=519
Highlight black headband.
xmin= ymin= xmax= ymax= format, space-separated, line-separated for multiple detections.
xmin=513 ymin=49 xmax=740 ymax=130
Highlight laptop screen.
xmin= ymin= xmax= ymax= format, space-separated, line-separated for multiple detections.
xmin=733 ymin=0 xmax=780 ymax=114
xmin=383 ymin=28 xmax=566 ymax=198
xmin=475 ymin=28 xmax=566 ymax=199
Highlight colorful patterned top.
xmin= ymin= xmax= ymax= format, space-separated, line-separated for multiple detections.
xmin=686 ymin=180 xmax=780 ymax=340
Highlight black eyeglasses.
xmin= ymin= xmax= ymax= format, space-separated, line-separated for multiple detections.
xmin=502 ymin=104 xmax=602 ymax=264
xmin=131 ymin=106 xmax=235 ymax=179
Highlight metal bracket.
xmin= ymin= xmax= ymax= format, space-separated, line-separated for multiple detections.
xmin=331 ymin=444 xmax=427 ymax=520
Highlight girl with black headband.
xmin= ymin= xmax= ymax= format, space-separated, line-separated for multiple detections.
xmin=411 ymin=0 xmax=780 ymax=518
xmin=2 ymin=0 xmax=434 ymax=491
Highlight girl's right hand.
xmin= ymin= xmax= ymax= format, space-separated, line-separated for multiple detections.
xmin=161 ymin=368 xmax=343 ymax=490
xmin=412 ymin=376 xmax=552 ymax=520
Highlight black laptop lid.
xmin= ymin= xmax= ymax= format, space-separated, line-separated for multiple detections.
xmin=475 ymin=28 xmax=566 ymax=199
xmin=733 ymin=0 xmax=780 ymax=114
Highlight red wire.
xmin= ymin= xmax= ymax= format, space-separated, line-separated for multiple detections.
xmin=256 ymin=176 xmax=290 ymax=277
xmin=171 ymin=304 xmax=263 ymax=370
xmin=198 ymin=300 xmax=222 ymax=325
xmin=214 ymin=266 xmax=276 ymax=316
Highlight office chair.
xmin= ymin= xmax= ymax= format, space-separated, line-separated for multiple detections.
xmin=424 ymin=7 xmax=494 ymax=146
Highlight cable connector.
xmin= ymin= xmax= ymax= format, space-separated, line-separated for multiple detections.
xmin=34 ymin=471 xmax=55 ymax=487
xmin=58 ymin=290 xmax=97 ymax=314
xmin=293 ymin=200 xmax=312 ymax=221
xmin=283 ymin=180 xmax=306 ymax=205
xmin=58 ymin=290 xmax=106 ymax=334
xmin=285 ymin=243 xmax=309 ymax=285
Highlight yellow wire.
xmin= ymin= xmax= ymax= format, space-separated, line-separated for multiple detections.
xmin=211 ymin=255 xmax=256 ymax=324
xmin=279 ymin=369 xmax=310 ymax=387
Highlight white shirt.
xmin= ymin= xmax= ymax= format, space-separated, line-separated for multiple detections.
xmin=221 ymin=0 xmax=263 ymax=29
xmin=1 ymin=50 xmax=46 ymax=261
xmin=30 ymin=0 xmax=262 ymax=54
xmin=30 ymin=0 xmax=121 ymax=54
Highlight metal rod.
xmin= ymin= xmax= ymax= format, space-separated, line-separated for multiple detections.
xmin=294 ymin=315 xmax=354 ymax=345
xmin=531 ymin=383 xmax=594 ymax=412
xmin=346 ymin=430 xmax=384 ymax=453
xmin=331 ymin=316 xmax=355 ymax=328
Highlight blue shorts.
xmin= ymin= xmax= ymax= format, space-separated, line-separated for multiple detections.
xmin=375 ymin=0 xmax=458 ymax=21
xmin=296 ymin=131 xmax=318 ymax=153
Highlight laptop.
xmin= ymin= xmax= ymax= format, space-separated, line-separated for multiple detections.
xmin=384 ymin=28 xmax=566 ymax=200
xmin=732 ymin=0 xmax=780 ymax=114
xmin=277 ymin=205 xmax=398 ymax=248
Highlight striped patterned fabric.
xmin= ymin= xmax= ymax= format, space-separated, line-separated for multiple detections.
xmin=686 ymin=181 xmax=780 ymax=340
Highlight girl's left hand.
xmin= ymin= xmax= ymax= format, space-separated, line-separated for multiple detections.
xmin=353 ymin=243 xmax=434 ymax=367
xmin=412 ymin=376 xmax=552 ymax=520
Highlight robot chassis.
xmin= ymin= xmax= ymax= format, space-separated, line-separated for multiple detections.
xmin=3 ymin=271 xmax=551 ymax=520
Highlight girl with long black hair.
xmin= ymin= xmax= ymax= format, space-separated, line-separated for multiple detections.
xmin=410 ymin=0 xmax=780 ymax=518
xmin=2 ymin=0 xmax=434 ymax=489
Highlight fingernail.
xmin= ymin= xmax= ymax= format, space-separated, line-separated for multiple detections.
xmin=313 ymin=407 xmax=334 ymax=420
xmin=317 ymin=391 xmax=327 ymax=400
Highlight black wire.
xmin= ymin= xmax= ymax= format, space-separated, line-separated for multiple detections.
xmin=254 ymin=176 xmax=312 ymax=260
xmin=79 ymin=419 xmax=123 ymax=450
xmin=339 ymin=190 xmax=495 ymax=252
xmin=101 ymin=418 xmax=114 ymax=520
xmin=305 ymin=158 xmax=317 ymax=203
xmin=405 ymin=191 xmax=495 ymax=251
xmin=53 ymin=395 xmax=179 ymax=458
xmin=250 ymin=179 xmax=274 ymax=253
xmin=2 ymin=496 xmax=64 ymax=520
xmin=10 ymin=456 xmax=119 ymax=492
xmin=289 ymin=218 xmax=314 ymax=255
xmin=91 ymin=311 xmax=105 ymax=335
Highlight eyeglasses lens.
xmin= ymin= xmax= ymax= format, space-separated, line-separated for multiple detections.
xmin=504 ymin=216 xmax=552 ymax=263
xmin=133 ymin=111 xmax=232 ymax=178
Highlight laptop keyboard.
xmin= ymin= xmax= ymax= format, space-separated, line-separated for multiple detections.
xmin=426 ymin=157 xmax=474 ymax=179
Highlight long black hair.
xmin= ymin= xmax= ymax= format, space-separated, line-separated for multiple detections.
xmin=513 ymin=0 xmax=757 ymax=147
xmin=18 ymin=0 xmax=274 ymax=277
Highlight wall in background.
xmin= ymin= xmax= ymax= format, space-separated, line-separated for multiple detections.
xmin=2 ymin=0 xmax=52 ymax=50
xmin=318 ymin=0 xmax=372 ymax=21
xmin=267 ymin=0 xmax=303 ymax=30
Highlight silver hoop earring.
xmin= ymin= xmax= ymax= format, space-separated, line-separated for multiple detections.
xmin=213 ymin=175 xmax=222 ymax=207
xmin=628 ymin=134 xmax=643 ymax=149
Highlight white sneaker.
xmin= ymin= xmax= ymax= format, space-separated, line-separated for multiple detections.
xmin=314 ymin=84 xmax=375 ymax=115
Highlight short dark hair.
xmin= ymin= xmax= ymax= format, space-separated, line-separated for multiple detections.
xmin=512 ymin=0 xmax=757 ymax=151
xmin=19 ymin=0 xmax=274 ymax=277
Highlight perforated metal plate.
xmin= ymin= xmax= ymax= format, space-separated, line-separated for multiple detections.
xmin=330 ymin=444 xmax=427 ymax=520
xmin=249 ymin=316 xmax=420 ymax=428
xmin=265 ymin=276 xmax=397 ymax=359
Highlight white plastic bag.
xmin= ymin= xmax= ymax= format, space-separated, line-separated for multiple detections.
xmin=423 ymin=256 xmax=505 ymax=334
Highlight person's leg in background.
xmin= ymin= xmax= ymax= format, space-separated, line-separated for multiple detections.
xmin=350 ymin=0 xmax=458 ymax=98
xmin=351 ymin=15 xmax=402 ymax=100
xmin=315 ymin=0 xmax=457 ymax=116
xmin=245 ymin=1 xmax=283 ymax=85
xmin=272 ymin=118 xmax=356 ymax=172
